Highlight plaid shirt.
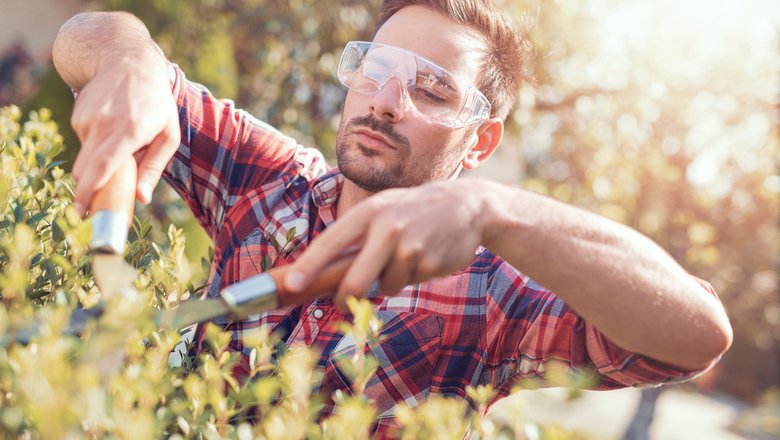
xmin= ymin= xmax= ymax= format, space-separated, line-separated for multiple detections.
xmin=163 ymin=65 xmax=711 ymax=435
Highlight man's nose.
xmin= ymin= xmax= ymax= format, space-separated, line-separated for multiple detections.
xmin=369 ymin=77 xmax=407 ymax=123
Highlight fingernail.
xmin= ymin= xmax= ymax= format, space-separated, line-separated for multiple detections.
xmin=138 ymin=182 xmax=153 ymax=203
xmin=74 ymin=201 xmax=85 ymax=216
xmin=285 ymin=271 xmax=305 ymax=293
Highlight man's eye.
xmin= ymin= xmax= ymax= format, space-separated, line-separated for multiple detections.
xmin=414 ymin=87 xmax=448 ymax=104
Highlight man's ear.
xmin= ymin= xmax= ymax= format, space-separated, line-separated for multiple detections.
xmin=462 ymin=118 xmax=504 ymax=170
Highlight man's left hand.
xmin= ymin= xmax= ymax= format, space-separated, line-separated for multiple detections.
xmin=284 ymin=179 xmax=492 ymax=309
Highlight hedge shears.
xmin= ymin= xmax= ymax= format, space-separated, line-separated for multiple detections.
xmin=2 ymin=159 xmax=350 ymax=347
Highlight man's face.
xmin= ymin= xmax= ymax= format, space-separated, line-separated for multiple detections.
xmin=335 ymin=6 xmax=487 ymax=192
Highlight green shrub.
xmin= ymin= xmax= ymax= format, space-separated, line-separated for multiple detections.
xmin=0 ymin=106 xmax=586 ymax=439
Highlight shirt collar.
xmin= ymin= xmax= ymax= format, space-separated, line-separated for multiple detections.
xmin=311 ymin=168 xmax=344 ymax=225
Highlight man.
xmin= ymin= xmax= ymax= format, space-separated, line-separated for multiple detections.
xmin=53 ymin=0 xmax=732 ymax=434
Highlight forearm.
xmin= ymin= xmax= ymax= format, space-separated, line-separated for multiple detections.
xmin=53 ymin=11 xmax=165 ymax=90
xmin=479 ymin=180 xmax=732 ymax=371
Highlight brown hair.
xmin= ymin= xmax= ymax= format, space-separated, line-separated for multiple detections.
xmin=375 ymin=0 xmax=534 ymax=121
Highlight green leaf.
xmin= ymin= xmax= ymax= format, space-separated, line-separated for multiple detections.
xmin=139 ymin=254 xmax=153 ymax=268
xmin=268 ymin=233 xmax=281 ymax=253
xmin=35 ymin=152 xmax=46 ymax=168
xmin=43 ymin=259 xmax=59 ymax=286
xmin=27 ymin=210 xmax=47 ymax=226
xmin=285 ymin=226 xmax=297 ymax=243
xmin=30 ymin=252 xmax=43 ymax=267
xmin=260 ymin=254 xmax=272 ymax=271
xmin=50 ymin=254 xmax=72 ymax=272
xmin=13 ymin=203 xmax=25 ymax=222
xmin=29 ymin=177 xmax=44 ymax=192
xmin=52 ymin=218 xmax=65 ymax=242
xmin=0 ymin=174 xmax=12 ymax=207
xmin=46 ymin=160 xmax=66 ymax=170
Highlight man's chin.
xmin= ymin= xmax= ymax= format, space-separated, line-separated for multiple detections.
xmin=337 ymin=148 xmax=402 ymax=193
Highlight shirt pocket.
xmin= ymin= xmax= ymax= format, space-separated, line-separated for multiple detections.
xmin=323 ymin=311 xmax=444 ymax=418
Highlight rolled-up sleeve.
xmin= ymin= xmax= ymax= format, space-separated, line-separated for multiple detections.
xmin=483 ymin=256 xmax=717 ymax=394
xmin=162 ymin=63 xmax=299 ymax=239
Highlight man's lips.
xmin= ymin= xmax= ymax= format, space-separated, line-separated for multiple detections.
xmin=353 ymin=128 xmax=397 ymax=151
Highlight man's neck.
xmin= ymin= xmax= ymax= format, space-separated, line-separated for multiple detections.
xmin=336 ymin=179 xmax=377 ymax=217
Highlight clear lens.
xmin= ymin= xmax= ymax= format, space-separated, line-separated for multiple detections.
xmin=337 ymin=41 xmax=491 ymax=128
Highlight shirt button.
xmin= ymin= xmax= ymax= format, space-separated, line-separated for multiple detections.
xmin=312 ymin=308 xmax=324 ymax=320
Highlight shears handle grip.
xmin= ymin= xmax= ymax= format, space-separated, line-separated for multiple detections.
xmin=220 ymin=253 xmax=356 ymax=318
xmin=89 ymin=158 xmax=137 ymax=254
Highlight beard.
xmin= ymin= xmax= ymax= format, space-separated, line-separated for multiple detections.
xmin=336 ymin=114 xmax=467 ymax=193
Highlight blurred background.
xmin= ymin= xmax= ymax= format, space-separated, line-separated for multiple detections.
xmin=0 ymin=0 xmax=778 ymax=438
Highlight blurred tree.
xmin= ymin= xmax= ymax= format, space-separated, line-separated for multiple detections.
xmin=496 ymin=0 xmax=779 ymax=400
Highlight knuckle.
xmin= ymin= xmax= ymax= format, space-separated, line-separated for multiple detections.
xmin=339 ymin=278 xmax=367 ymax=296
xmin=70 ymin=113 xmax=89 ymax=135
xmin=396 ymin=242 xmax=421 ymax=262
xmin=384 ymin=221 xmax=404 ymax=240
xmin=140 ymin=157 xmax=165 ymax=173
xmin=71 ymin=159 xmax=83 ymax=178
xmin=166 ymin=123 xmax=181 ymax=146
xmin=366 ymin=197 xmax=389 ymax=216
xmin=92 ymin=155 xmax=111 ymax=175
xmin=416 ymin=257 xmax=440 ymax=278
xmin=123 ymin=124 xmax=145 ymax=145
xmin=69 ymin=112 xmax=82 ymax=128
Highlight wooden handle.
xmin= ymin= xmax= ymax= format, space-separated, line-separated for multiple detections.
xmin=267 ymin=253 xmax=356 ymax=307
xmin=219 ymin=252 xmax=358 ymax=317
xmin=90 ymin=158 xmax=137 ymax=223
xmin=89 ymin=158 xmax=137 ymax=254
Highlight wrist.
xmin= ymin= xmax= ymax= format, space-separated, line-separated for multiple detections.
xmin=469 ymin=179 xmax=511 ymax=251
xmin=96 ymin=39 xmax=167 ymax=83
xmin=55 ymin=11 xmax=166 ymax=91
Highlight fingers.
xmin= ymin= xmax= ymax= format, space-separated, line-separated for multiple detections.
xmin=135 ymin=114 xmax=180 ymax=203
xmin=72 ymin=133 xmax=142 ymax=216
xmin=333 ymin=224 xmax=399 ymax=309
xmin=283 ymin=205 xmax=376 ymax=294
xmin=271 ymin=252 xmax=356 ymax=306
xmin=68 ymin=64 xmax=179 ymax=215
xmin=283 ymin=185 xmax=481 ymax=311
xmin=71 ymin=107 xmax=179 ymax=213
xmin=377 ymin=253 xmax=414 ymax=297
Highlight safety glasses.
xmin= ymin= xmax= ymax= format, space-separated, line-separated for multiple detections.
xmin=337 ymin=41 xmax=491 ymax=128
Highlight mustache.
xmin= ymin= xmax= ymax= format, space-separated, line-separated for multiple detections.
xmin=347 ymin=115 xmax=410 ymax=150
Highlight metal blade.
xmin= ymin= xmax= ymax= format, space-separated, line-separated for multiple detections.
xmin=155 ymin=298 xmax=231 ymax=329
xmin=0 ymin=305 xmax=105 ymax=348
xmin=155 ymin=273 xmax=280 ymax=330
xmin=92 ymin=253 xmax=138 ymax=298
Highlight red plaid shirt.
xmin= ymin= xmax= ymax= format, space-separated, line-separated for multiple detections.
xmin=163 ymin=65 xmax=712 ymax=435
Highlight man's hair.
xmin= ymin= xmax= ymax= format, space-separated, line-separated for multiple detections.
xmin=375 ymin=0 xmax=534 ymax=121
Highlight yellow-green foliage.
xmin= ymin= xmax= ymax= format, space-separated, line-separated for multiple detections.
xmin=0 ymin=106 xmax=589 ymax=439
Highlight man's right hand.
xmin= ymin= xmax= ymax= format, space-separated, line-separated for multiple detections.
xmin=53 ymin=12 xmax=180 ymax=215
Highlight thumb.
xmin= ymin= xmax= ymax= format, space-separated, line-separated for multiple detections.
xmin=135 ymin=118 xmax=180 ymax=203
